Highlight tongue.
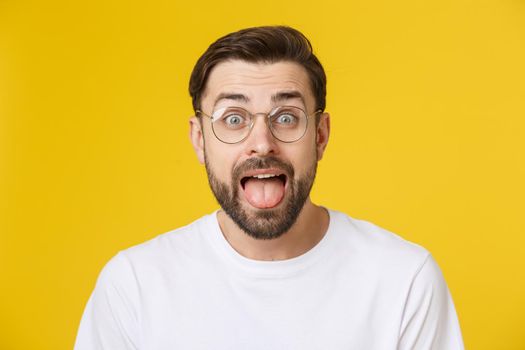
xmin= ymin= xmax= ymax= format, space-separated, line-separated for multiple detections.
xmin=244 ymin=177 xmax=285 ymax=209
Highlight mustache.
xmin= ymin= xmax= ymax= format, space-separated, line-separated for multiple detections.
xmin=232 ymin=157 xmax=294 ymax=181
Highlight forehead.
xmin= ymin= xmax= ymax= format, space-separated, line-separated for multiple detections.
xmin=201 ymin=60 xmax=315 ymax=110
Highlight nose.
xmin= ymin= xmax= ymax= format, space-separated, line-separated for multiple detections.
xmin=244 ymin=114 xmax=279 ymax=157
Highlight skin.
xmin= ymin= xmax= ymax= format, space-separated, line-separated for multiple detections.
xmin=190 ymin=60 xmax=331 ymax=261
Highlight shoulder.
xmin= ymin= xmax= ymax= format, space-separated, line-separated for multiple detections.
xmin=326 ymin=210 xmax=461 ymax=330
xmin=328 ymin=209 xmax=429 ymax=259
xmin=327 ymin=209 xmax=431 ymax=278
xmin=74 ymin=215 xmax=216 ymax=350
xmin=98 ymin=213 xmax=216 ymax=283
xmin=124 ymin=213 xmax=214 ymax=262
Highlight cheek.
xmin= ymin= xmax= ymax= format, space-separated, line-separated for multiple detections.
xmin=301 ymin=130 xmax=319 ymax=156
xmin=204 ymin=143 xmax=238 ymax=179
xmin=287 ymin=141 xmax=318 ymax=175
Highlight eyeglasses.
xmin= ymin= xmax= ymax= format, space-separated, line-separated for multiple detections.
xmin=196 ymin=105 xmax=321 ymax=144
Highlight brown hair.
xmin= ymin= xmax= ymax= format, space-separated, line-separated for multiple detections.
xmin=189 ymin=26 xmax=327 ymax=113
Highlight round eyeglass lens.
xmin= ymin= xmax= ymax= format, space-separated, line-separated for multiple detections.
xmin=268 ymin=106 xmax=308 ymax=143
xmin=211 ymin=107 xmax=252 ymax=144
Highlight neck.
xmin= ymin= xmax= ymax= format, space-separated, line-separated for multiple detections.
xmin=217 ymin=199 xmax=329 ymax=261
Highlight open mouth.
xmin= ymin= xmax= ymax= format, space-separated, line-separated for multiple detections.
xmin=240 ymin=173 xmax=288 ymax=209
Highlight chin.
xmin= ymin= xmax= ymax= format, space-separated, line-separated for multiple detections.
xmin=206 ymin=155 xmax=317 ymax=240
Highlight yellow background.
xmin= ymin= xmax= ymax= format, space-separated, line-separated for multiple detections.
xmin=1 ymin=0 xmax=524 ymax=348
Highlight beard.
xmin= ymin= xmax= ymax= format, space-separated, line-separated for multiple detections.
xmin=205 ymin=155 xmax=317 ymax=240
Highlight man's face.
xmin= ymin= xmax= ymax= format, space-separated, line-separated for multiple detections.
xmin=190 ymin=60 xmax=329 ymax=239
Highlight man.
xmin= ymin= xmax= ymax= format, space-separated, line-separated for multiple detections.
xmin=75 ymin=26 xmax=464 ymax=349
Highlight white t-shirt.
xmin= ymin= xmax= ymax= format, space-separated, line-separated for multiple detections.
xmin=74 ymin=210 xmax=464 ymax=350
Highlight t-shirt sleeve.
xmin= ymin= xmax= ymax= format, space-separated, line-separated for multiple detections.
xmin=74 ymin=253 xmax=141 ymax=350
xmin=398 ymin=254 xmax=464 ymax=350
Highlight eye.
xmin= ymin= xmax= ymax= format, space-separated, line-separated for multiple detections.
xmin=224 ymin=114 xmax=245 ymax=126
xmin=274 ymin=113 xmax=298 ymax=125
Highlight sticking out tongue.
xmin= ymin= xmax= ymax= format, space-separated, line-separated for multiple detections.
xmin=243 ymin=177 xmax=285 ymax=209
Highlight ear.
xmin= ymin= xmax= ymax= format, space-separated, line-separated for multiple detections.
xmin=316 ymin=112 xmax=330 ymax=161
xmin=189 ymin=116 xmax=205 ymax=164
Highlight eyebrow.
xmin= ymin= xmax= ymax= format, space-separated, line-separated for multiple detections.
xmin=213 ymin=93 xmax=249 ymax=109
xmin=271 ymin=90 xmax=306 ymax=106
